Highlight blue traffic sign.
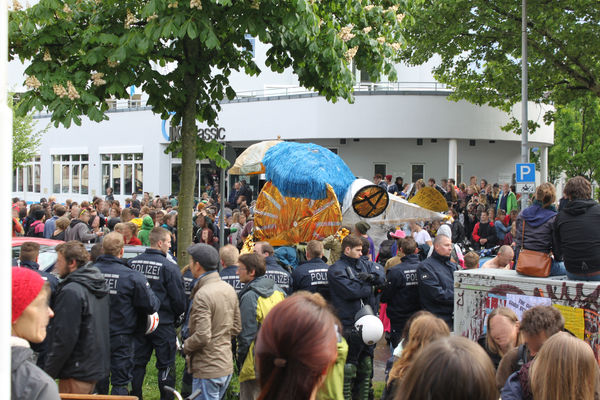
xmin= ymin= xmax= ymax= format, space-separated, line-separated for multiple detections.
xmin=516 ymin=163 xmax=536 ymax=183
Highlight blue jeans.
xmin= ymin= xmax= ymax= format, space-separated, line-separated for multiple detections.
xmin=192 ymin=374 xmax=232 ymax=400
xmin=550 ymin=259 xmax=566 ymax=276
xmin=566 ymin=271 xmax=600 ymax=281
xmin=494 ymin=220 xmax=510 ymax=242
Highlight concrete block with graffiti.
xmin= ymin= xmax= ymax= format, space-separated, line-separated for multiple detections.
xmin=454 ymin=269 xmax=600 ymax=365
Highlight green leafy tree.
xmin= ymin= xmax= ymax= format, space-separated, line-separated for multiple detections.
xmin=9 ymin=91 xmax=48 ymax=170
xmin=399 ymin=0 xmax=600 ymax=133
xmin=9 ymin=0 xmax=409 ymax=266
xmin=548 ymin=94 xmax=600 ymax=183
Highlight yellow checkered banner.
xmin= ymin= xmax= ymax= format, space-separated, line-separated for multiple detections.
xmin=253 ymin=182 xmax=343 ymax=246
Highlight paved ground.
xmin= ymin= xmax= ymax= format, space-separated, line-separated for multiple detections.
xmin=373 ymin=336 xmax=391 ymax=382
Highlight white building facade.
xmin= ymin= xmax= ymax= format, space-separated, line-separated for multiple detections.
xmin=9 ymin=40 xmax=554 ymax=204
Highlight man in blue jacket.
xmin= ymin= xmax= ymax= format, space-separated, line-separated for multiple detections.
xmin=129 ymin=227 xmax=187 ymax=400
xmin=328 ymin=235 xmax=383 ymax=400
xmin=95 ymin=233 xmax=160 ymax=396
xmin=380 ymin=237 xmax=422 ymax=348
xmin=18 ymin=241 xmax=59 ymax=369
xmin=417 ymin=234 xmax=459 ymax=329
xmin=254 ymin=241 xmax=293 ymax=295
xmin=292 ymin=240 xmax=330 ymax=300
xmin=219 ymin=244 xmax=243 ymax=294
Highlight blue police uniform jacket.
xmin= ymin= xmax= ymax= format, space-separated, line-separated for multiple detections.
xmin=357 ymin=255 xmax=385 ymax=312
xmin=291 ymin=258 xmax=331 ymax=301
xmin=417 ymin=250 xmax=459 ymax=328
xmin=219 ymin=265 xmax=244 ymax=294
xmin=380 ymin=254 xmax=422 ymax=330
xmin=95 ymin=254 xmax=160 ymax=336
xmin=265 ymin=256 xmax=293 ymax=296
xmin=327 ymin=254 xmax=373 ymax=327
xmin=182 ymin=268 xmax=197 ymax=299
xmin=128 ymin=249 xmax=187 ymax=325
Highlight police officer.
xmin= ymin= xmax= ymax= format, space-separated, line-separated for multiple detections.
xmin=95 ymin=233 xmax=160 ymax=396
xmin=380 ymin=236 xmax=422 ymax=349
xmin=18 ymin=241 xmax=59 ymax=369
xmin=182 ymin=266 xmax=196 ymax=299
xmin=128 ymin=227 xmax=187 ymax=400
xmin=291 ymin=240 xmax=330 ymax=301
xmin=219 ymin=244 xmax=243 ymax=294
xmin=328 ymin=235 xmax=384 ymax=400
xmin=356 ymin=236 xmax=386 ymax=400
xmin=254 ymin=241 xmax=293 ymax=295
xmin=357 ymin=237 xmax=386 ymax=312
xmin=417 ymin=234 xmax=458 ymax=330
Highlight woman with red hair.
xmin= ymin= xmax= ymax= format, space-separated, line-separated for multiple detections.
xmin=255 ymin=293 xmax=339 ymax=400
xmin=198 ymin=228 xmax=219 ymax=250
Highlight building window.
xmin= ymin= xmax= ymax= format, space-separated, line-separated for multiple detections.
xmin=374 ymin=163 xmax=387 ymax=178
xmin=412 ymin=164 xmax=424 ymax=183
xmin=13 ymin=156 xmax=41 ymax=194
xmin=53 ymin=154 xmax=89 ymax=194
xmin=171 ymin=163 xmax=199 ymax=197
xmin=457 ymin=164 xmax=463 ymax=186
xmin=244 ymin=34 xmax=256 ymax=58
xmin=101 ymin=153 xmax=143 ymax=196
xmin=328 ymin=148 xmax=339 ymax=155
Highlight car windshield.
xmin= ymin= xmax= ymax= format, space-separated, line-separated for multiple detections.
xmin=38 ymin=251 xmax=59 ymax=270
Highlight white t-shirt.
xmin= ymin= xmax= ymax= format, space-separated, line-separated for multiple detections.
xmin=413 ymin=230 xmax=432 ymax=245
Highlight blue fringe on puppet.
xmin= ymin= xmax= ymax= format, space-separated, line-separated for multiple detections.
xmin=263 ymin=142 xmax=356 ymax=200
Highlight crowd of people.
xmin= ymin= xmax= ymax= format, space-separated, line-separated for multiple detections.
xmin=10 ymin=174 xmax=600 ymax=400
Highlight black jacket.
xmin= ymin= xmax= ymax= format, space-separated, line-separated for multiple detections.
xmin=45 ymin=263 xmax=110 ymax=381
xmin=555 ymin=199 xmax=600 ymax=274
xmin=291 ymin=258 xmax=331 ymax=301
xmin=94 ymin=254 xmax=160 ymax=336
xmin=478 ymin=334 xmax=503 ymax=370
xmin=128 ymin=249 xmax=187 ymax=325
xmin=265 ymin=256 xmax=293 ymax=295
xmin=451 ymin=221 xmax=465 ymax=245
xmin=417 ymin=251 xmax=458 ymax=328
xmin=381 ymin=254 xmax=422 ymax=331
xmin=220 ymin=265 xmax=244 ymax=294
xmin=327 ymin=254 xmax=373 ymax=326
xmin=473 ymin=221 xmax=498 ymax=249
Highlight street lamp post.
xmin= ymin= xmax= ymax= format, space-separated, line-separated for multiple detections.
xmin=521 ymin=0 xmax=529 ymax=210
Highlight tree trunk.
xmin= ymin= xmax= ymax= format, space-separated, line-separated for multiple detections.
xmin=176 ymin=39 xmax=200 ymax=269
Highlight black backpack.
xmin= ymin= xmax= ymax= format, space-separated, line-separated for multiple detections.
xmin=26 ymin=222 xmax=42 ymax=237
xmin=378 ymin=239 xmax=396 ymax=266
xmin=516 ymin=343 xmax=531 ymax=368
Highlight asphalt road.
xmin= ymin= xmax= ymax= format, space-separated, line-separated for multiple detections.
xmin=373 ymin=336 xmax=391 ymax=382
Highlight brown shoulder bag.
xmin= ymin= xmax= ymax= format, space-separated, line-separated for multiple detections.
xmin=515 ymin=220 xmax=552 ymax=277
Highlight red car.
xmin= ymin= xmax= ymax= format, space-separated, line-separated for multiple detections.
xmin=12 ymin=237 xmax=65 ymax=269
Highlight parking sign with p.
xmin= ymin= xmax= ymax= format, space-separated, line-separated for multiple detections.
xmin=516 ymin=163 xmax=536 ymax=183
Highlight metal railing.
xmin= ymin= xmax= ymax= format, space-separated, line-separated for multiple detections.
xmin=32 ymin=82 xmax=450 ymax=118
xmin=232 ymin=81 xmax=450 ymax=99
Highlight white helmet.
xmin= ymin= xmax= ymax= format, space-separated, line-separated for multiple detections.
xmin=354 ymin=305 xmax=384 ymax=345
xmin=355 ymin=315 xmax=384 ymax=345
xmin=146 ymin=312 xmax=160 ymax=335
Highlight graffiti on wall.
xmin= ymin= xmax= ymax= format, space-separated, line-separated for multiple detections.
xmin=455 ymin=279 xmax=600 ymax=365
